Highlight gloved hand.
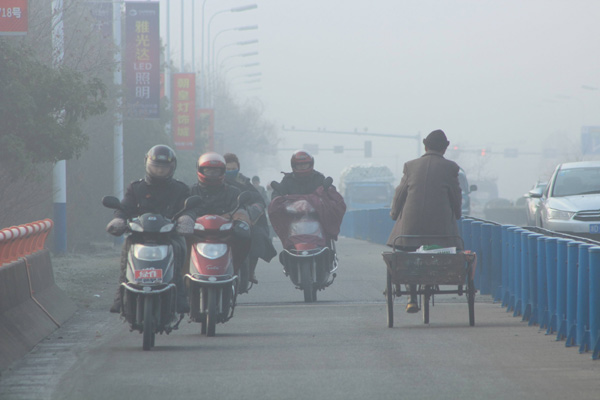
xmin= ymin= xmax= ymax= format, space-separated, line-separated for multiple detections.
xmin=233 ymin=219 xmax=251 ymax=239
xmin=106 ymin=218 xmax=127 ymax=236
xmin=176 ymin=215 xmax=195 ymax=234
xmin=247 ymin=203 xmax=264 ymax=224
xmin=323 ymin=176 xmax=333 ymax=190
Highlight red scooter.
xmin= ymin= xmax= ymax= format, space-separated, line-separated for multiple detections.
xmin=184 ymin=193 xmax=251 ymax=336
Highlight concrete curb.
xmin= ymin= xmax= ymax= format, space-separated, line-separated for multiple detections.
xmin=0 ymin=250 xmax=76 ymax=371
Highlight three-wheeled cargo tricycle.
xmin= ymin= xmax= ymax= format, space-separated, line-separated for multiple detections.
xmin=382 ymin=235 xmax=477 ymax=327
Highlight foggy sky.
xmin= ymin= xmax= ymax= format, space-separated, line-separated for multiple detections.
xmin=166 ymin=0 xmax=600 ymax=201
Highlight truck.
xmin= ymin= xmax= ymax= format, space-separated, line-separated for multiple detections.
xmin=339 ymin=164 xmax=395 ymax=210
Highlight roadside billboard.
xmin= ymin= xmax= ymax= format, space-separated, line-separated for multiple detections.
xmin=125 ymin=2 xmax=160 ymax=119
xmin=172 ymin=73 xmax=196 ymax=151
xmin=0 ymin=0 xmax=28 ymax=36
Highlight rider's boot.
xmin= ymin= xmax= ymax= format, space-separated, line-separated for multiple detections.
xmin=405 ymin=284 xmax=419 ymax=313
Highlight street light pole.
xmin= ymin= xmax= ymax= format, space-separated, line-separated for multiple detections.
xmin=206 ymin=5 xmax=257 ymax=85
xmin=214 ymin=39 xmax=258 ymax=74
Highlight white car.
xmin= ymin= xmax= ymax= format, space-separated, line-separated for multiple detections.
xmin=524 ymin=181 xmax=547 ymax=226
xmin=532 ymin=161 xmax=600 ymax=238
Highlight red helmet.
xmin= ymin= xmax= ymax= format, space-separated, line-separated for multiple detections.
xmin=197 ymin=152 xmax=226 ymax=186
xmin=291 ymin=150 xmax=314 ymax=177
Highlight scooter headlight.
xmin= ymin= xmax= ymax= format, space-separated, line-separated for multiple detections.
xmin=129 ymin=221 xmax=143 ymax=232
xmin=220 ymin=222 xmax=233 ymax=231
xmin=195 ymin=243 xmax=227 ymax=259
xmin=133 ymin=244 xmax=169 ymax=261
xmin=160 ymin=223 xmax=175 ymax=232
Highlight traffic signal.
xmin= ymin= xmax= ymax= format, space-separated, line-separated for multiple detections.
xmin=364 ymin=141 xmax=372 ymax=158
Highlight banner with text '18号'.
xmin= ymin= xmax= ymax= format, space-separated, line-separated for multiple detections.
xmin=0 ymin=0 xmax=28 ymax=36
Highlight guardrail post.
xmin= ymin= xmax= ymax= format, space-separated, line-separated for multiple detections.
xmin=461 ymin=219 xmax=473 ymax=253
xmin=512 ymin=228 xmax=524 ymax=317
xmin=340 ymin=210 xmax=355 ymax=238
xmin=545 ymin=237 xmax=558 ymax=335
xmin=480 ymin=223 xmax=493 ymax=295
xmin=518 ymin=230 xmax=530 ymax=318
xmin=471 ymin=221 xmax=483 ymax=290
xmin=491 ymin=225 xmax=503 ymax=302
xmin=501 ymin=225 xmax=513 ymax=307
xmin=555 ymin=239 xmax=570 ymax=340
xmin=577 ymin=244 xmax=592 ymax=350
xmin=537 ymin=236 xmax=548 ymax=329
xmin=506 ymin=226 xmax=518 ymax=311
xmin=590 ymin=247 xmax=600 ymax=360
xmin=565 ymin=241 xmax=582 ymax=346
xmin=526 ymin=233 xmax=543 ymax=324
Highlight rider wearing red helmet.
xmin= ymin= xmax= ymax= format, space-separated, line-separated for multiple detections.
xmin=189 ymin=152 xmax=241 ymax=217
xmin=271 ymin=150 xmax=329 ymax=199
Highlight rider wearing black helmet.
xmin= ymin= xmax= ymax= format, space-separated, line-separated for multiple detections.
xmin=106 ymin=145 xmax=192 ymax=314
xmin=271 ymin=150 xmax=329 ymax=199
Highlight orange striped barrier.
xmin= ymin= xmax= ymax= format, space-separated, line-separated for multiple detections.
xmin=0 ymin=219 xmax=53 ymax=266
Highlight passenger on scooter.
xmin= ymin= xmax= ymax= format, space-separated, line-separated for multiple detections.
xmin=106 ymin=145 xmax=193 ymax=314
xmin=271 ymin=150 xmax=328 ymax=198
xmin=223 ymin=153 xmax=277 ymax=284
xmin=387 ymin=129 xmax=463 ymax=314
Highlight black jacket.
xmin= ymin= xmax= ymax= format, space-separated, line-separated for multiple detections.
xmin=226 ymin=172 xmax=277 ymax=262
xmin=115 ymin=178 xmax=190 ymax=220
xmin=188 ymin=182 xmax=241 ymax=219
xmin=271 ymin=170 xmax=326 ymax=199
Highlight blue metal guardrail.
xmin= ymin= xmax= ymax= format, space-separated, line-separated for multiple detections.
xmin=340 ymin=208 xmax=600 ymax=360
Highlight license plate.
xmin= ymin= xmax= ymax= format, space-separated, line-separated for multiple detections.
xmin=589 ymin=224 xmax=600 ymax=234
xmin=135 ymin=269 xmax=163 ymax=282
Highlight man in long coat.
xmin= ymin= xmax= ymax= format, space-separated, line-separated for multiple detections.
xmin=386 ymin=129 xmax=463 ymax=313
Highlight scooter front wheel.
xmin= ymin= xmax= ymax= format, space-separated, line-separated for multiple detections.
xmin=142 ymin=296 xmax=155 ymax=350
xmin=206 ymin=288 xmax=217 ymax=337
xmin=301 ymin=261 xmax=315 ymax=303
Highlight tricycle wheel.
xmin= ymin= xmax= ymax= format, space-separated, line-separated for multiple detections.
xmin=421 ymin=286 xmax=430 ymax=324
xmin=467 ymin=278 xmax=475 ymax=326
xmin=386 ymin=270 xmax=394 ymax=328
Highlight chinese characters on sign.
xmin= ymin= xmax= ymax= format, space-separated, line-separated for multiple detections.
xmin=125 ymin=2 xmax=160 ymax=119
xmin=0 ymin=0 xmax=28 ymax=36
xmin=172 ymin=74 xmax=196 ymax=151
xmin=197 ymin=109 xmax=215 ymax=152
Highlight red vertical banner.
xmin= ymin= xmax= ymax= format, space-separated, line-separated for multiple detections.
xmin=197 ymin=109 xmax=215 ymax=151
xmin=0 ymin=0 xmax=28 ymax=35
xmin=125 ymin=2 xmax=160 ymax=119
xmin=172 ymin=73 xmax=196 ymax=151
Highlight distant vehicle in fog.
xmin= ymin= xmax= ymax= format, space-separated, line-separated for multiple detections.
xmin=531 ymin=161 xmax=600 ymax=238
xmin=524 ymin=181 xmax=547 ymax=226
xmin=458 ymin=168 xmax=477 ymax=216
xmin=339 ymin=164 xmax=395 ymax=210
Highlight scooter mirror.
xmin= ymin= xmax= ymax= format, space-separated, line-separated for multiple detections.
xmin=184 ymin=195 xmax=202 ymax=210
xmin=102 ymin=195 xmax=122 ymax=210
xmin=237 ymin=191 xmax=254 ymax=207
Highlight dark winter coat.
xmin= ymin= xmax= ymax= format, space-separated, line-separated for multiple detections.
xmin=271 ymin=170 xmax=326 ymax=199
xmin=115 ymin=178 xmax=190 ymax=220
xmin=226 ymin=172 xmax=277 ymax=262
xmin=386 ymin=151 xmax=463 ymax=249
xmin=188 ymin=182 xmax=241 ymax=219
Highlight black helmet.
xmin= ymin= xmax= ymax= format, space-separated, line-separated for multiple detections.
xmin=145 ymin=145 xmax=177 ymax=185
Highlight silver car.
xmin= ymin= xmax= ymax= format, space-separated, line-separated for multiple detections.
xmin=532 ymin=161 xmax=600 ymax=238
xmin=524 ymin=181 xmax=547 ymax=226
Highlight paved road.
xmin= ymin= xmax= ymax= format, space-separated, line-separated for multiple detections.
xmin=1 ymin=238 xmax=599 ymax=399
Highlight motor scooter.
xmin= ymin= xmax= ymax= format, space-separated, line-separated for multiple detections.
xmin=102 ymin=195 xmax=201 ymax=350
xmin=269 ymin=180 xmax=345 ymax=302
xmin=184 ymin=192 xmax=252 ymax=336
